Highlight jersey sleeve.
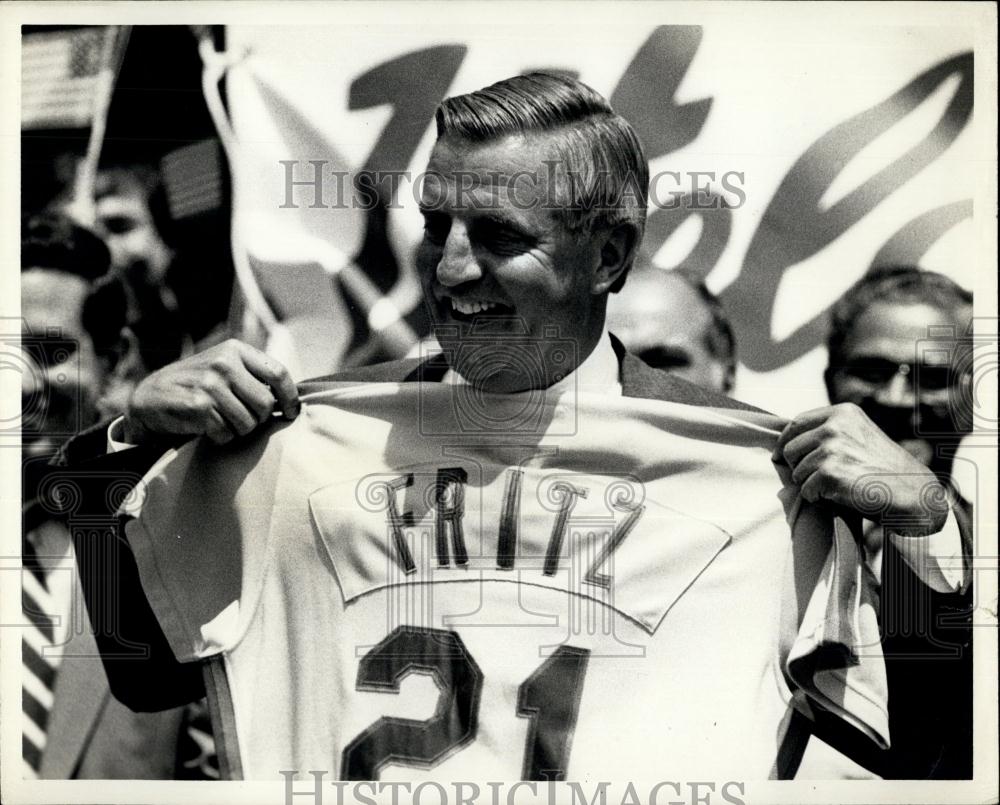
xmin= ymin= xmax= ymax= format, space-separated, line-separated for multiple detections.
xmin=122 ymin=433 xmax=282 ymax=663
xmin=778 ymin=478 xmax=890 ymax=751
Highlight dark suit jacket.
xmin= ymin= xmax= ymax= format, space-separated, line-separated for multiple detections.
xmin=41 ymin=574 xmax=186 ymax=779
xmin=22 ymin=457 xmax=191 ymax=780
xmin=22 ymin=483 xmax=187 ymax=778
xmin=878 ymin=496 xmax=973 ymax=779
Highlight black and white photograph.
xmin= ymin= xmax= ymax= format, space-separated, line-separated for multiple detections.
xmin=1 ymin=2 xmax=996 ymax=804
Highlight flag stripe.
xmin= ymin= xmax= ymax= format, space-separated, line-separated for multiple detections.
xmin=22 ymin=82 xmax=97 ymax=100
xmin=22 ymin=49 xmax=72 ymax=68
xmin=169 ymin=173 xmax=221 ymax=199
xmin=165 ymin=159 xmax=221 ymax=177
xmin=170 ymin=184 xmax=222 ymax=210
xmin=21 ymin=60 xmax=74 ymax=75
xmin=171 ymin=196 xmax=223 ymax=218
xmin=22 ymin=85 xmax=97 ymax=102
xmin=22 ymin=112 xmax=93 ymax=127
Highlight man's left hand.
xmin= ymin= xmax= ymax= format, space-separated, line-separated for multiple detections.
xmin=774 ymin=403 xmax=949 ymax=536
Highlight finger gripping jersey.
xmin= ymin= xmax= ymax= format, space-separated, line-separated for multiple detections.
xmin=124 ymin=383 xmax=888 ymax=781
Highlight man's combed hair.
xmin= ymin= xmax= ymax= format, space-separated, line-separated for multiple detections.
xmin=437 ymin=72 xmax=616 ymax=139
xmin=827 ymin=265 xmax=973 ymax=365
xmin=436 ymin=72 xmax=649 ymax=291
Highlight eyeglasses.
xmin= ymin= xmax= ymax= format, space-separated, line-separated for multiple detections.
xmin=834 ymin=357 xmax=955 ymax=391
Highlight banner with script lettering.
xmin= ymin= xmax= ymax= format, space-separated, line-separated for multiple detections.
xmin=221 ymin=22 xmax=975 ymax=412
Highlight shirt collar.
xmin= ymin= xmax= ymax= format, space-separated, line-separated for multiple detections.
xmin=443 ymin=328 xmax=622 ymax=396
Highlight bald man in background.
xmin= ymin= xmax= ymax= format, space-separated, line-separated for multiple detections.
xmin=606 ymin=266 xmax=736 ymax=395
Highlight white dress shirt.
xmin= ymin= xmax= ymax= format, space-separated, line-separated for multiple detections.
xmin=442 ymin=327 xmax=623 ymax=396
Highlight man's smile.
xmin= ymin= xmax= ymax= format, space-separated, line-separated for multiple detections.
xmin=438 ymin=294 xmax=516 ymax=322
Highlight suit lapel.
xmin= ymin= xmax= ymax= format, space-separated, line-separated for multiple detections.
xmin=614 ymin=334 xmax=764 ymax=412
xmin=620 ymin=350 xmax=706 ymax=402
xmin=403 ymin=351 xmax=450 ymax=383
xmin=39 ymin=600 xmax=110 ymax=779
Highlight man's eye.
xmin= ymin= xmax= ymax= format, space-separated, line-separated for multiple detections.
xmin=914 ymin=365 xmax=952 ymax=391
xmin=840 ymin=359 xmax=898 ymax=385
xmin=473 ymin=221 xmax=532 ymax=255
xmin=638 ymin=347 xmax=691 ymax=370
xmin=100 ymin=215 xmax=140 ymax=236
xmin=421 ymin=214 xmax=450 ymax=245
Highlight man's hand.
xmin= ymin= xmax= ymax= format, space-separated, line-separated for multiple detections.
xmin=774 ymin=403 xmax=949 ymax=537
xmin=123 ymin=340 xmax=300 ymax=446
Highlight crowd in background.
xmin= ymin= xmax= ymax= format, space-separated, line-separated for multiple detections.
xmin=20 ymin=161 xmax=229 ymax=780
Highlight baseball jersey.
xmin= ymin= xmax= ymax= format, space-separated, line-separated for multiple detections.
xmin=123 ymin=382 xmax=888 ymax=781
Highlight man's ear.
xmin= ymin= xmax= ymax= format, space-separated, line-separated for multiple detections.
xmin=591 ymin=223 xmax=638 ymax=295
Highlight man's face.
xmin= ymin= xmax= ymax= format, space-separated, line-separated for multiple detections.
xmin=607 ymin=272 xmax=731 ymax=394
xmin=416 ymin=134 xmax=606 ymax=392
xmin=94 ymin=180 xmax=172 ymax=284
xmin=826 ymin=301 xmax=971 ymax=467
xmin=19 ymin=269 xmax=103 ymax=457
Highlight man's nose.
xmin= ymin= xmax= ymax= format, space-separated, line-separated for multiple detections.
xmin=435 ymin=224 xmax=482 ymax=288
xmin=873 ymin=370 xmax=916 ymax=407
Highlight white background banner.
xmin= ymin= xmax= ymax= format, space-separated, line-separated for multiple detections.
xmin=226 ymin=19 xmax=981 ymax=413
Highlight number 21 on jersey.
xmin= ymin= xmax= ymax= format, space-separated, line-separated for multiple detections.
xmin=342 ymin=626 xmax=590 ymax=781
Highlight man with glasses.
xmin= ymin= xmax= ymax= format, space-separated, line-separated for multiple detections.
xmin=823 ymin=265 xmax=974 ymax=779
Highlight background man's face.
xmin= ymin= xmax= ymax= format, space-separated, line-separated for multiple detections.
xmin=416 ymin=134 xmax=605 ymax=392
xmin=607 ymin=272 xmax=730 ymax=394
xmin=94 ymin=177 xmax=172 ymax=285
xmin=19 ymin=269 xmax=103 ymax=457
xmin=826 ymin=301 xmax=971 ymax=468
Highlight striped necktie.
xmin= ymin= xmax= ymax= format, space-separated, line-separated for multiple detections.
xmin=22 ymin=542 xmax=62 ymax=778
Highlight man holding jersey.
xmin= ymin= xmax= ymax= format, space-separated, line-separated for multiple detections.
xmin=62 ymin=72 xmax=967 ymax=780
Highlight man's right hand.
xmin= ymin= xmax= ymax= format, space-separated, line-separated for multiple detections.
xmin=122 ymin=339 xmax=300 ymax=446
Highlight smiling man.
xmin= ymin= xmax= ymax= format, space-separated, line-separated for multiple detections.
xmin=416 ymin=83 xmax=645 ymax=393
xmin=59 ymin=73 xmax=969 ymax=781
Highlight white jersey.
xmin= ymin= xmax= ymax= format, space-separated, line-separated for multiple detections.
xmin=124 ymin=383 xmax=888 ymax=781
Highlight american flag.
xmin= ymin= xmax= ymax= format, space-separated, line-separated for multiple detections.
xmin=161 ymin=139 xmax=225 ymax=219
xmin=21 ymin=27 xmax=113 ymax=129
